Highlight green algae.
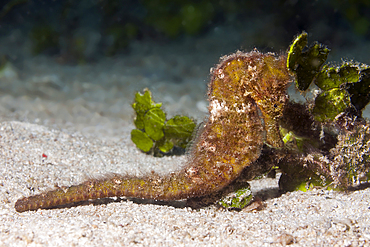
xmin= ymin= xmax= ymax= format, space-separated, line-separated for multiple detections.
xmin=287 ymin=32 xmax=330 ymax=91
xmin=131 ymin=89 xmax=195 ymax=155
xmin=218 ymin=184 xmax=253 ymax=210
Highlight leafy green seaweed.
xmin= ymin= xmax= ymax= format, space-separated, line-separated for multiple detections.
xmin=131 ymin=129 xmax=153 ymax=152
xmin=287 ymin=32 xmax=330 ymax=91
xmin=277 ymin=32 xmax=370 ymax=193
xmin=287 ymin=32 xmax=308 ymax=71
xmin=132 ymin=90 xmax=162 ymax=129
xmin=347 ymin=68 xmax=370 ymax=112
xmin=164 ymin=116 xmax=196 ymax=149
xmin=312 ymin=88 xmax=352 ymax=122
xmin=218 ymin=184 xmax=253 ymax=210
xmin=315 ymin=64 xmax=360 ymax=91
xmin=131 ymin=89 xmax=196 ymax=156
xmin=144 ymin=107 xmax=166 ymax=141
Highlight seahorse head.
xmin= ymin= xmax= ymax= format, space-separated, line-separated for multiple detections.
xmin=209 ymin=50 xmax=291 ymax=147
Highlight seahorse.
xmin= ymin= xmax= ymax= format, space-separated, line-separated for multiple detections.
xmin=15 ymin=50 xmax=291 ymax=212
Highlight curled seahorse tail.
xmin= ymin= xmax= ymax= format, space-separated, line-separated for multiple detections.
xmin=15 ymin=182 xmax=98 ymax=212
xmin=14 ymin=165 xmax=237 ymax=212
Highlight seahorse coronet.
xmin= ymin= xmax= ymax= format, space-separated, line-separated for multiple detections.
xmin=14 ymin=50 xmax=291 ymax=212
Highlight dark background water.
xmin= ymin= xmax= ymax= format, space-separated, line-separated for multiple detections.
xmin=1 ymin=0 xmax=370 ymax=64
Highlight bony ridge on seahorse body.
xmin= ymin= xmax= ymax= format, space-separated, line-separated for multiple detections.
xmin=14 ymin=50 xmax=291 ymax=212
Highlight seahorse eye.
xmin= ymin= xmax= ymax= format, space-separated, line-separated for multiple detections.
xmin=274 ymin=104 xmax=278 ymax=108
